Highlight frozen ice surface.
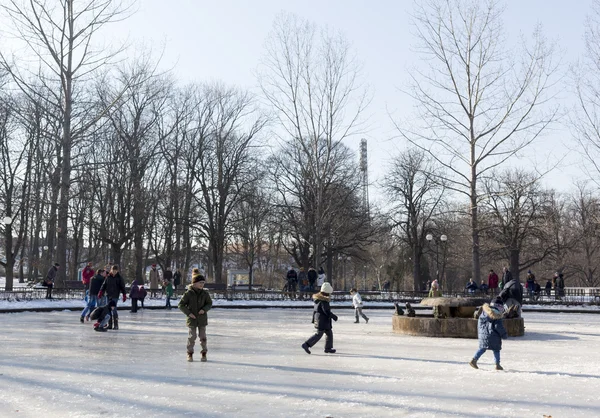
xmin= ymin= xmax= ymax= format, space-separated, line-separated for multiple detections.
xmin=0 ymin=308 xmax=599 ymax=418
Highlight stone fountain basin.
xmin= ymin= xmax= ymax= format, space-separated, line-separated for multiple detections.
xmin=392 ymin=315 xmax=524 ymax=338
xmin=420 ymin=297 xmax=490 ymax=318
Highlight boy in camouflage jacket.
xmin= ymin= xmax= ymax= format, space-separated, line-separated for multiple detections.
xmin=178 ymin=269 xmax=213 ymax=362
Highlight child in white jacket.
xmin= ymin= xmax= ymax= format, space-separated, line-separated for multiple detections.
xmin=350 ymin=288 xmax=369 ymax=323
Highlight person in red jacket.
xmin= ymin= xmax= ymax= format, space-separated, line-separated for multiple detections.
xmin=82 ymin=262 xmax=95 ymax=286
xmin=488 ymin=269 xmax=499 ymax=295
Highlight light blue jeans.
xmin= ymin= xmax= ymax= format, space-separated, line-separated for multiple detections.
xmin=81 ymin=295 xmax=103 ymax=318
xmin=99 ymin=310 xmax=113 ymax=327
xmin=474 ymin=347 xmax=500 ymax=364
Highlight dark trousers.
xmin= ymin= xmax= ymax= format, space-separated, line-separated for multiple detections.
xmin=305 ymin=329 xmax=333 ymax=350
xmin=45 ymin=284 xmax=53 ymax=299
xmin=131 ymin=298 xmax=138 ymax=312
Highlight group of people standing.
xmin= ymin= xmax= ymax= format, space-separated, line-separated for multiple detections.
xmin=460 ymin=267 xmax=566 ymax=301
xmin=285 ymin=266 xmax=326 ymax=295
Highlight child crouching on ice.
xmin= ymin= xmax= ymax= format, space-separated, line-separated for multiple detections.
xmin=469 ymin=297 xmax=508 ymax=370
xmin=90 ymin=299 xmax=117 ymax=332
xmin=302 ymin=282 xmax=338 ymax=354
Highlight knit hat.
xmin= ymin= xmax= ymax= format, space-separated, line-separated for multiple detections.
xmin=192 ymin=268 xmax=205 ymax=283
xmin=320 ymin=282 xmax=333 ymax=294
xmin=490 ymin=297 xmax=504 ymax=312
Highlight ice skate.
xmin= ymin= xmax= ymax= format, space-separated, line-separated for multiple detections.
xmin=469 ymin=359 xmax=478 ymax=369
xmin=301 ymin=343 xmax=311 ymax=354
xmin=187 ymin=353 xmax=193 ymax=362
xmin=495 ymin=364 xmax=504 ymax=371
xmin=324 ymin=348 xmax=336 ymax=353
xmin=201 ymin=351 xmax=207 ymax=362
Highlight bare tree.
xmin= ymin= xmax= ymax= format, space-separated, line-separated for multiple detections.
xmin=184 ymin=84 xmax=266 ymax=285
xmin=258 ymin=12 xmax=370 ymax=272
xmin=566 ymin=182 xmax=600 ymax=286
xmin=0 ymin=0 xmax=131 ymax=285
xmin=383 ymin=149 xmax=446 ymax=290
xmin=401 ymin=0 xmax=559 ymax=283
xmin=480 ymin=169 xmax=557 ymax=281
xmin=573 ymin=0 xmax=600 ymax=185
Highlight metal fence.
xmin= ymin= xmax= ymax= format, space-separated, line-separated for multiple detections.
xmin=1 ymin=286 xmax=599 ymax=305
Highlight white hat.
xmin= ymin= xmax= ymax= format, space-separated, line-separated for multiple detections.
xmin=320 ymin=282 xmax=333 ymax=294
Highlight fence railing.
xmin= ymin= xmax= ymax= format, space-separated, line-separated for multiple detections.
xmin=1 ymin=286 xmax=599 ymax=305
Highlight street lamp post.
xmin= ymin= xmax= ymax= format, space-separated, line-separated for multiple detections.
xmin=4 ymin=216 xmax=13 ymax=291
xmin=426 ymin=233 xmax=448 ymax=291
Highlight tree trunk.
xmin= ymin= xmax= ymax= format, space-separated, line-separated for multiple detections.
xmin=412 ymin=246 xmax=422 ymax=292
xmin=510 ymin=248 xmax=520 ymax=283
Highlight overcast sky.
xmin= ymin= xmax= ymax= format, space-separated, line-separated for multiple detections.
xmin=2 ymin=0 xmax=595 ymax=202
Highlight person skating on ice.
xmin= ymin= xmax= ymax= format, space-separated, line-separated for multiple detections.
xmin=302 ymin=282 xmax=338 ymax=354
xmin=350 ymin=288 xmax=369 ymax=323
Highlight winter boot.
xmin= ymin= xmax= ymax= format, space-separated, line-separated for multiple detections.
xmin=107 ymin=317 xmax=113 ymax=330
xmin=80 ymin=316 xmax=84 ymax=323
xmin=324 ymin=349 xmax=337 ymax=354
xmin=113 ymin=318 xmax=119 ymax=330
xmin=187 ymin=352 xmax=193 ymax=362
xmin=469 ymin=359 xmax=478 ymax=369
xmin=353 ymin=321 xmax=359 ymax=323
xmin=201 ymin=351 xmax=207 ymax=362
xmin=95 ymin=326 xmax=107 ymax=332
xmin=301 ymin=343 xmax=311 ymax=354
xmin=495 ymin=364 xmax=504 ymax=371
xmin=365 ymin=317 xmax=369 ymax=323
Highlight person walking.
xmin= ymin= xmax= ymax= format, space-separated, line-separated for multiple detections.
xmin=286 ymin=267 xmax=298 ymax=299
xmin=317 ymin=267 xmax=326 ymax=287
xmin=149 ymin=264 xmax=161 ymax=298
xmin=488 ymin=269 xmax=499 ymax=295
xmin=44 ymin=263 xmax=59 ymax=299
xmin=80 ymin=269 xmax=106 ymax=322
xmin=164 ymin=279 xmax=174 ymax=310
xmin=81 ymin=262 xmax=94 ymax=298
xmin=307 ymin=267 xmax=318 ymax=292
xmin=173 ymin=269 xmax=182 ymax=290
xmin=129 ymin=278 xmax=142 ymax=313
xmin=500 ymin=266 xmax=513 ymax=290
xmin=526 ymin=271 xmax=536 ymax=299
xmin=297 ymin=267 xmax=308 ymax=292
xmin=555 ymin=272 xmax=565 ymax=299
xmin=350 ymin=288 xmax=369 ymax=323
xmin=428 ymin=279 xmax=442 ymax=297
xmin=301 ymin=282 xmax=338 ymax=354
xmin=545 ymin=279 xmax=552 ymax=298
xmin=98 ymin=265 xmax=126 ymax=330
xmin=469 ymin=297 xmax=508 ymax=371
xmin=178 ymin=269 xmax=213 ymax=362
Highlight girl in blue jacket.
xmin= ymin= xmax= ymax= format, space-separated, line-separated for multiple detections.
xmin=469 ymin=297 xmax=508 ymax=370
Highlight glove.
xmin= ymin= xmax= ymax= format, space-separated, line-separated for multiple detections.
xmin=98 ymin=291 xmax=103 ymax=299
xmin=332 ymin=314 xmax=338 ymax=322
xmin=122 ymin=294 xmax=127 ymax=302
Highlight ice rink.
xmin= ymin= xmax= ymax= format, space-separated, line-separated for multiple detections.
xmin=0 ymin=308 xmax=599 ymax=417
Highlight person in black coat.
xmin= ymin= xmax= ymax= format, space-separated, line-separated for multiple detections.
xmin=302 ymin=282 xmax=338 ymax=354
xmin=98 ymin=265 xmax=126 ymax=329
xmin=307 ymin=267 xmax=318 ymax=292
